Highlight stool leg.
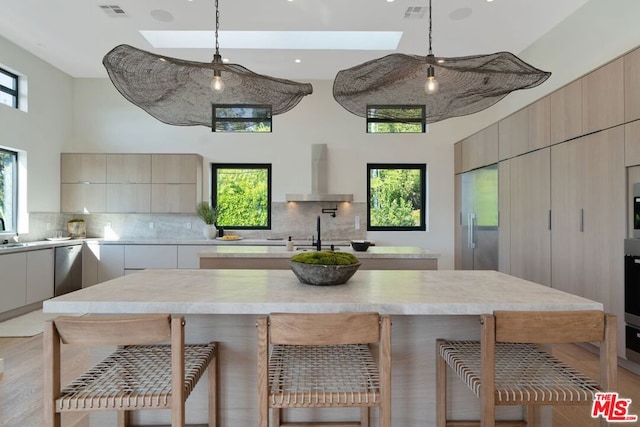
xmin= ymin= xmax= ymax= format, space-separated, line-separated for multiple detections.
xmin=360 ymin=407 xmax=369 ymax=426
xmin=436 ymin=340 xmax=447 ymax=427
xmin=116 ymin=410 xmax=130 ymax=427
xmin=208 ymin=344 xmax=218 ymax=427
xmin=272 ymin=408 xmax=281 ymax=426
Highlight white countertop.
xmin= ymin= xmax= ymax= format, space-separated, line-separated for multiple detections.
xmin=197 ymin=245 xmax=440 ymax=259
xmin=43 ymin=269 xmax=602 ymax=315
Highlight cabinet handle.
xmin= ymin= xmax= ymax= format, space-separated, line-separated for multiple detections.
xmin=548 ymin=210 xmax=552 ymax=231
xmin=468 ymin=213 xmax=476 ymax=249
xmin=580 ymin=208 xmax=584 ymax=232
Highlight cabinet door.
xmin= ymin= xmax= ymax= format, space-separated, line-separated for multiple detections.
xmin=0 ymin=252 xmax=27 ymax=312
xmin=97 ymin=244 xmax=125 ymax=282
xmin=26 ymin=249 xmax=54 ymax=304
xmin=498 ymin=108 xmax=528 ymax=160
xmin=178 ymin=246 xmax=207 ymax=269
xmin=106 ymin=154 xmax=152 ymax=183
xmin=625 ymin=121 xmax=640 ymax=167
xmin=550 ymin=79 xmax=582 ymax=144
xmin=125 ymin=245 xmax=177 ymax=269
xmin=528 ymin=97 xmax=550 ymax=151
xmin=497 ymin=160 xmax=510 ymax=274
xmin=106 ymin=184 xmax=151 ymax=213
xmin=151 ymin=154 xmax=199 ymax=183
xmin=509 ymin=149 xmax=551 ymax=286
xmin=582 ymin=58 xmax=624 ymax=134
xmin=551 ymin=138 xmax=585 ymax=296
xmin=60 ymin=154 xmax=106 ymax=183
xmin=151 ymin=184 xmax=197 ymax=213
xmin=624 ymin=46 xmax=640 ymax=122
xmin=61 ymin=183 xmax=106 ymax=213
xmin=454 ymin=174 xmax=462 ymax=270
xmin=461 ymin=124 xmax=499 ymax=172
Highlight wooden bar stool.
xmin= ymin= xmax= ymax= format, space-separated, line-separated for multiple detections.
xmin=257 ymin=312 xmax=391 ymax=427
xmin=43 ymin=314 xmax=218 ymax=427
xmin=436 ymin=310 xmax=617 ymax=427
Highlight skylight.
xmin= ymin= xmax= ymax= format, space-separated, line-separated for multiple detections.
xmin=140 ymin=30 xmax=403 ymax=50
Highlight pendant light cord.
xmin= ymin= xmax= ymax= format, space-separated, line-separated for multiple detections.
xmin=214 ymin=0 xmax=221 ymax=59
xmin=428 ymin=0 xmax=433 ymax=56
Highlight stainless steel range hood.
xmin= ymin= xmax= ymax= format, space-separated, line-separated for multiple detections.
xmin=286 ymin=144 xmax=354 ymax=202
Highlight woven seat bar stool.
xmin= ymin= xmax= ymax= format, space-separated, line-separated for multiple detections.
xmin=43 ymin=314 xmax=218 ymax=427
xmin=257 ymin=312 xmax=391 ymax=427
xmin=436 ymin=310 xmax=617 ymax=427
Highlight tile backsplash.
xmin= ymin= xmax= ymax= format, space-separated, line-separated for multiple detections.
xmin=25 ymin=202 xmax=367 ymax=242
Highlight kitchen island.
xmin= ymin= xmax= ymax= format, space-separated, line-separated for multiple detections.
xmin=43 ymin=269 xmax=602 ymax=426
xmin=198 ymin=245 xmax=440 ymax=270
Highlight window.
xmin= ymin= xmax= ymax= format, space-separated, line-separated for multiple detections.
xmin=366 ymin=105 xmax=426 ymax=133
xmin=0 ymin=148 xmax=18 ymax=233
xmin=212 ymin=164 xmax=271 ymax=229
xmin=0 ymin=68 xmax=19 ymax=109
xmin=212 ymin=104 xmax=272 ymax=132
xmin=367 ymin=163 xmax=426 ymax=231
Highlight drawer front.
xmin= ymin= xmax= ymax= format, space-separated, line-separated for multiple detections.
xmin=124 ymin=245 xmax=178 ymax=269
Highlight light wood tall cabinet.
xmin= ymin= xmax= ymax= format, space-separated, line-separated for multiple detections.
xmin=625 ymin=121 xmax=640 ymax=167
xmin=498 ymin=108 xmax=528 ymax=160
xmin=624 ymin=46 xmax=640 ymax=122
xmin=507 ymin=149 xmax=551 ymax=286
xmin=551 ymin=127 xmax=625 ymax=355
xmin=460 ymin=124 xmax=498 ymax=172
xmin=550 ymin=79 xmax=583 ymax=144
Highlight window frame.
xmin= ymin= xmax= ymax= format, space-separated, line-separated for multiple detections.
xmin=367 ymin=163 xmax=427 ymax=231
xmin=0 ymin=67 xmax=19 ymax=109
xmin=366 ymin=105 xmax=426 ymax=133
xmin=211 ymin=104 xmax=272 ymax=133
xmin=0 ymin=148 xmax=19 ymax=234
xmin=211 ymin=163 xmax=272 ymax=230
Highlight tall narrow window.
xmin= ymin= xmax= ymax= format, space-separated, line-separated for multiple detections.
xmin=367 ymin=163 xmax=427 ymax=231
xmin=0 ymin=68 xmax=19 ymax=109
xmin=0 ymin=148 xmax=18 ymax=233
xmin=212 ymin=164 xmax=271 ymax=229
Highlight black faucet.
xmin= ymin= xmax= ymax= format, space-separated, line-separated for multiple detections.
xmin=316 ymin=215 xmax=321 ymax=251
xmin=0 ymin=217 xmax=4 ymax=232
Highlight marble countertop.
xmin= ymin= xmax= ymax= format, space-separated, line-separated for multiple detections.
xmin=0 ymin=238 xmax=85 ymax=254
xmin=43 ymin=269 xmax=602 ymax=316
xmin=197 ymin=245 xmax=440 ymax=259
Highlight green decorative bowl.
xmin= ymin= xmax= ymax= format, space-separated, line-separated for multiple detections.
xmin=288 ymin=260 xmax=361 ymax=286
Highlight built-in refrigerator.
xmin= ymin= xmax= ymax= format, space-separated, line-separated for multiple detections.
xmin=460 ymin=164 xmax=499 ymax=270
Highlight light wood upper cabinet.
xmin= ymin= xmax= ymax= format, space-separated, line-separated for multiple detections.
xmin=454 ymin=142 xmax=462 ymax=174
xmin=528 ymin=97 xmax=550 ymax=151
xmin=61 ymin=183 xmax=106 ymax=213
xmin=550 ymin=79 xmax=583 ymax=144
xmin=624 ymin=46 xmax=640 ymax=122
xmin=151 ymin=184 xmax=198 ymax=213
xmin=106 ymin=184 xmax=151 ymax=213
xmin=498 ymin=108 xmax=528 ymax=161
xmin=106 ymin=154 xmax=151 ymax=183
xmin=60 ymin=154 xmax=106 ymax=183
xmin=152 ymin=154 xmax=199 ymax=184
xmin=582 ymin=57 xmax=624 ymax=134
xmin=460 ymin=123 xmax=498 ymax=172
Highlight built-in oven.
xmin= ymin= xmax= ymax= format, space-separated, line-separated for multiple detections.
xmin=634 ymin=183 xmax=640 ymax=238
xmin=624 ymin=238 xmax=640 ymax=363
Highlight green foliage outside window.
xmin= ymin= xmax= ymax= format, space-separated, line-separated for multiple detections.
xmin=368 ymin=165 xmax=426 ymax=230
xmin=213 ymin=165 xmax=271 ymax=229
xmin=0 ymin=149 xmax=17 ymax=231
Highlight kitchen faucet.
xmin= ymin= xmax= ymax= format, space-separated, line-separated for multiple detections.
xmin=316 ymin=215 xmax=321 ymax=251
xmin=0 ymin=217 xmax=5 ymax=232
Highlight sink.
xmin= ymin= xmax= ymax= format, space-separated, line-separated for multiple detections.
xmin=295 ymin=245 xmax=341 ymax=251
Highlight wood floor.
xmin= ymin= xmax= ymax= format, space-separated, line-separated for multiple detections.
xmin=1 ymin=336 xmax=639 ymax=426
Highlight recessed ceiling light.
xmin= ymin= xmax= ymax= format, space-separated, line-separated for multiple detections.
xmin=294 ymin=58 xmax=302 ymax=63
xmin=140 ymin=30 xmax=403 ymax=50
xmin=387 ymin=0 xmax=395 ymax=3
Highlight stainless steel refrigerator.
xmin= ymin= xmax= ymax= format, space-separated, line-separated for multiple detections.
xmin=460 ymin=164 xmax=499 ymax=270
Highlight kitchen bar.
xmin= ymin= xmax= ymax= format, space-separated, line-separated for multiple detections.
xmin=43 ymin=269 xmax=602 ymax=426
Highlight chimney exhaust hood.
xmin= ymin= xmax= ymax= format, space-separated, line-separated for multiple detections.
xmin=286 ymin=144 xmax=354 ymax=202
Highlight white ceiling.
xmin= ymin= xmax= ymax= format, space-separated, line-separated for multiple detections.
xmin=0 ymin=0 xmax=590 ymax=80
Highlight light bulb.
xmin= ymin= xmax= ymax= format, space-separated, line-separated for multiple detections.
xmin=211 ymin=75 xmax=225 ymax=93
xmin=425 ymin=65 xmax=438 ymax=94
xmin=425 ymin=76 xmax=439 ymax=94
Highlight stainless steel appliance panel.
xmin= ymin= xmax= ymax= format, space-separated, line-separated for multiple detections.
xmin=54 ymin=244 xmax=82 ymax=296
xmin=460 ymin=165 xmax=499 ymax=270
xmin=626 ymin=324 xmax=640 ymax=363
xmin=634 ymin=182 xmax=640 ymax=238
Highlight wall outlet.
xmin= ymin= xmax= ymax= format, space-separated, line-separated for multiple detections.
xmin=355 ymin=215 xmax=360 ymax=230
xmin=149 ymin=222 xmax=154 ymax=229
xmin=46 ymin=222 xmax=51 ymax=230
xmin=106 ymin=222 xmax=112 ymax=228
xmin=185 ymin=222 xmax=192 ymax=229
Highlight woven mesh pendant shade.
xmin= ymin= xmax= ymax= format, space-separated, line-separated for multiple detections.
xmin=333 ymin=0 xmax=550 ymax=124
xmin=334 ymin=52 xmax=550 ymax=123
xmin=103 ymin=44 xmax=313 ymax=127
xmin=102 ymin=0 xmax=312 ymax=128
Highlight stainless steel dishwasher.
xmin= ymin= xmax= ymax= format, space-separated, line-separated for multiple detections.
xmin=54 ymin=244 xmax=82 ymax=296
